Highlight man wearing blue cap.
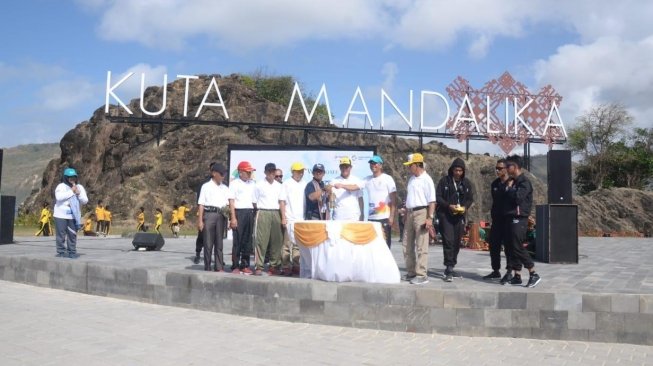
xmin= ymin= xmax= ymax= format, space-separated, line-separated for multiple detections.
xmin=364 ymin=155 xmax=397 ymax=248
xmin=53 ymin=168 xmax=89 ymax=258
xmin=304 ymin=163 xmax=329 ymax=220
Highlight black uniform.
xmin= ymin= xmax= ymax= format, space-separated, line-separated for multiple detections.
xmin=435 ymin=158 xmax=474 ymax=270
xmin=503 ymin=173 xmax=534 ymax=271
xmin=489 ymin=177 xmax=509 ymax=271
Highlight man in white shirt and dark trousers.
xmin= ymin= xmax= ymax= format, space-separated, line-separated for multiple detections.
xmin=197 ymin=163 xmax=232 ymax=272
xmin=228 ymin=161 xmax=257 ymax=274
xmin=279 ymin=162 xmax=306 ymax=276
xmin=53 ymin=168 xmax=88 ymax=258
xmin=402 ymin=153 xmax=436 ymax=285
xmin=254 ymin=163 xmax=284 ymax=276
xmin=329 ymin=157 xmax=364 ymax=221
xmin=364 ymin=155 xmax=397 ymax=248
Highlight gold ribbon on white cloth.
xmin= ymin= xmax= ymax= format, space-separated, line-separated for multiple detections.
xmin=339 ymin=222 xmax=377 ymax=245
xmin=293 ymin=222 xmax=328 ymax=248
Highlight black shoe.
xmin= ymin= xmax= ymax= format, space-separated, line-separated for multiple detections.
xmin=527 ymin=273 xmax=541 ymax=288
xmin=500 ymin=272 xmax=513 ymax=285
xmin=443 ymin=273 xmax=453 ymax=282
xmin=483 ymin=271 xmax=501 ymax=280
xmin=509 ymin=274 xmax=523 ymax=286
xmin=68 ymin=253 xmax=80 ymax=259
xmin=193 ymin=255 xmax=200 ymax=264
xmin=402 ymin=274 xmax=416 ymax=282
xmin=55 ymin=253 xmax=66 ymax=258
xmin=451 ymin=271 xmax=463 ymax=279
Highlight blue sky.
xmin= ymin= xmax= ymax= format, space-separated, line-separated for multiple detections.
xmin=1 ymin=0 xmax=652 ymax=155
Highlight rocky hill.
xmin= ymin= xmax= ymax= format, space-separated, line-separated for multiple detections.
xmin=19 ymin=74 xmax=651 ymax=235
xmin=1 ymin=143 xmax=60 ymax=205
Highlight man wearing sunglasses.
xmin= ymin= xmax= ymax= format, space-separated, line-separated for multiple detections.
xmin=483 ymin=159 xmax=509 ymax=280
xmin=501 ymin=155 xmax=541 ymax=288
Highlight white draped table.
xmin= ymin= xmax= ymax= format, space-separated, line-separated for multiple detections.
xmin=288 ymin=220 xmax=400 ymax=284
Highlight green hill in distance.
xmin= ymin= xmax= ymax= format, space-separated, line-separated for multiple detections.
xmin=1 ymin=143 xmax=60 ymax=205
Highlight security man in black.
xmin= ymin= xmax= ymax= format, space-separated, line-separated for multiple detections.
xmin=501 ymin=154 xmax=541 ymax=288
xmin=483 ymin=159 xmax=510 ymax=280
xmin=435 ymin=157 xmax=474 ymax=282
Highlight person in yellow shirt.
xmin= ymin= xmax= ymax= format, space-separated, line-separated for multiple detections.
xmin=35 ymin=202 xmax=52 ymax=236
xmin=154 ymin=208 xmax=163 ymax=234
xmin=83 ymin=214 xmax=97 ymax=236
xmin=95 ymin=200 xmax=105 ymax=233
xmin=103 ymin=205 xmax=112 ymax=236
xmin=177 ymin=200 xmax=189 ymax=228
xmin=170 ymin=205 xmax=180 ymax=238
xmin=136 ymin=207 xmax=146 ymax=232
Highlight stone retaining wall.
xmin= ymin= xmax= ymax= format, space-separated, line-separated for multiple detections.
xmin=1 ymin=255 xmax=651 ymax=345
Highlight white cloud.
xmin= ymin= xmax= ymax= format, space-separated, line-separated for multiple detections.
xmin=0 ymin=62 xmax=66 ymax=83
xmin=381 ymin=62 xmax=398 ymax=92
xmin=93 ymin=0 xmax=387 ymax=50
xmin=534 ymin=36 xmax=653 ymax=128
xmin=39 ymin=79 xmax=96 ymax=110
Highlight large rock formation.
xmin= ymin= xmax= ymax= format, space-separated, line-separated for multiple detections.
xmin=23 ymin=74 xmax=651 ymax=235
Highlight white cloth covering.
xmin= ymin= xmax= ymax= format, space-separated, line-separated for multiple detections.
xmin=289 ymin=220 xmax=400 ymax=284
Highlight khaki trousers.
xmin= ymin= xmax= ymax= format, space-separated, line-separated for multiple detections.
xmin=282 ymin=223 xmax=300 ymax=269
xmin=254 ymin=210 xmax=283 ymax=270
xmin=402 ymin=208 xmax=429 ymax=277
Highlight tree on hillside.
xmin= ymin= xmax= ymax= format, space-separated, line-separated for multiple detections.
xmin=568 ymin=104 xmax=653 ymax=194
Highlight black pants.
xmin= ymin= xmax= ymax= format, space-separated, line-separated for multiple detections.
xmin=195 ymin=230 xmax=203 ymax=255
xmin=504 ymin=217 xmax=534 ymax=271
xmin=437 ymin=212 xmax=465 ymax=268
xmin=203 ymin=212 xmax=225 ymax=271
xmin=232 ymin=209 xmax=254 ymax=270
xmin=398 ymin=216 xmax=405 ymax=240
xmin=369 ymin=218 xmax=391 ymax=248
xmin=488 ymin=216 xmax=508 ymax=271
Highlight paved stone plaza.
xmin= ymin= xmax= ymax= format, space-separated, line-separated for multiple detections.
xmin=3 ymin=235 xmax=652 ymax=294
xmin=1 ymin=235 xmax=652 ymax=346
xmin=1 ymin=280 xmax=651 ymax=366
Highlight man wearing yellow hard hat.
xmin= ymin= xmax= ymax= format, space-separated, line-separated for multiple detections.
xmin=329 ymin=157 xmax=364 ymax=221
xmin=402 ymin=153 xmax=436 ymax=285
xmin=279 ymin=162 xmax=306 ymax=276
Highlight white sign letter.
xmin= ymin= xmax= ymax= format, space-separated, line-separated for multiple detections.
xmin=140 ymin=73 xmax=168 ymax=116
xmin=105 ymin=71 xmax=133 ymax=114
xmin=451 ymin=94 xmax=480 ymax=132
xmin=177 ymin=74 xmax=199 ymax=117
xmin=195 ymin=77 xmax=229 ymax=119
xmin=513 ymin=97 xmax=535 ymax=135
xmin=486 ymin=95 xmax=500 ymax=134
xmin=420 ymin=91 xmax=450 ymax=131
xmin=381 ymin=89 xmax=413 ymax=129
xmin=342 ymin=87 xmax=373 ymax=128
xmin=542 ymin=101 xmax=567 ymax=137
xmin=284 ymin=82 xmax=333 ymax=124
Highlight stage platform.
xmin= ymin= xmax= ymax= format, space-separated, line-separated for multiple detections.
xmin=1 ymin=235 xmax=652 ymax=345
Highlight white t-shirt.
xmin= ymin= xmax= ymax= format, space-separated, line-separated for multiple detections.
xmin=280 ymin=178 xmax=306 ymax=222
xmin=364 ymin=173 xmax=397 ymax=220
xmin=330 ymin=175 xmax=364 ymax=221
xmin=53 ymin=183 xmax=89 ymax=219
xmin=198 ymin=180 xmax=233 ymax=208
xmin=405 ymin=172 xmax=436 ymax=208
xmin=228 ymin=178 xmax=256 ymax=209
xmin=254 ymin=179 xmax=282 ymax=210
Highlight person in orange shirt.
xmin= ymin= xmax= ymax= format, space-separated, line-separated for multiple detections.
xmin=136 ymin=207 xmax=146 ymax=232
xmin=170 ymin=205 xmax=180 ymax=238
xmin=35 ymin=202 xmax=52 ymax=236
xmin=177 ymin=201 xmax=189 ymax=229
xmin=103 ymin=205 xmax=112 ymax=236
xmin=154 ymin=208 xmax=163 ymax=234
xmin=83 ymin=214 xmax=97 ymax=236
xmin=95 ymin=200 xmax=105 ymax=233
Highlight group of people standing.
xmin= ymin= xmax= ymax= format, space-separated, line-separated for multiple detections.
xmin=136 ymin=202 xmax=189 ymax=237
xmin=196 ymin=155 xmax=398 ymax=275
xmin=49 ymin=152 xmax=541 ymax=289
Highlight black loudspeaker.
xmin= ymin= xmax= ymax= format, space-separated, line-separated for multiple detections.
xmin=1 ymin=195 xmax=16 ymax=244
xmin=132 ymin=233 xmax=165 ymax=251
xmin=0 ymin=148 xmax=3 ymax=191
xmin=536 ymin=204 xmax=578 ymax=263
xmin=547 ymin=150 xmax=573 ymax=204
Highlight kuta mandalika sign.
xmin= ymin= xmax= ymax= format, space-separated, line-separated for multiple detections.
xmin=105 ymin=71 xmax=566 ymax=154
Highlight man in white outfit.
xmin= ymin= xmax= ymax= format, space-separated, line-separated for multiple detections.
xmin=329 ymin=157 xmax=364 ymax=221
xmin=364 ymin=155 xmax=397 ymax=248
xmin=279 ymin=162 xmax=306 ymax=276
